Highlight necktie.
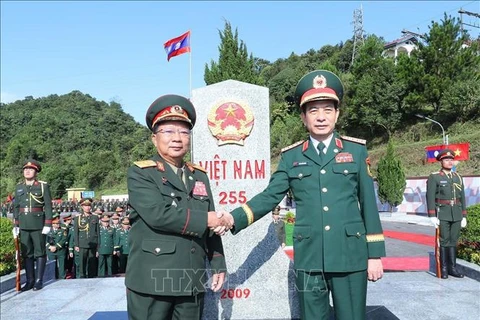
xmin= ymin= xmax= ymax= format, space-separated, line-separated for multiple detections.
xmin=317 ymin=142 xmax=325 ymax=161
xmin=177 ymin=168 xmax=185 ymax=187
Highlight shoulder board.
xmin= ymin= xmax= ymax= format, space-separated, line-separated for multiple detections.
xmin=134 ymin=160 xmax=157 ymax=168
xmin=281 ymin=140 xmax=304 ymax=153
xmin=430 ymin=172 xmax=440 ymax=175
xmin=341 ymin=135 xmax=366 ymax=145
xmin=38 ymin=180 xmax=47 ymax=184
xmin=186 ymin=162 xmax=207 ymax=173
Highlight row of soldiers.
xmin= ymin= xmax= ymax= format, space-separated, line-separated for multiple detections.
xmin=46 ymin=198 xmax=131 ymax=279
xmin=2 ymin=198 xmax=130 ymax=217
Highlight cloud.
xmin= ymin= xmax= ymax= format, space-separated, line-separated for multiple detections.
xmin=0 ymin=91 xmax=22 ymax=104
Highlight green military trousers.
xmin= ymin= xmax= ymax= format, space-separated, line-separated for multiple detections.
xmin=47 ymin=250 xmax=66 ymax=279
xmin=78 ymin=247 xmax=97 ymax=278
xmin=127 ymin=288 xmax=205 ymax=320
xmin=98 ymin=254 xmax=112 ymax=277
xmin=296 ymin=269 xmax=368 ymax=320
xmin=20 ymin=229 xmax=46 ymax=258
xmin=439 ymin=220 xmax=461 ymax=247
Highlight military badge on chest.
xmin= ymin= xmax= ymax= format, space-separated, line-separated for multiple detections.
xmin=335 ymin=152 xmax=354 ymax=163
xmin=193 ymin=181 xmax=208 ymax=196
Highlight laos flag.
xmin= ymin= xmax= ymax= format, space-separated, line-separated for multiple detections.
xmin=164 ymin=31 xmax=191 ymax=61
xmin=425 ymin=143 xmax=470 ymax=163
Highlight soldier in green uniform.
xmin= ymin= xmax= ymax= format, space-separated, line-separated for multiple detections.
xmin=126 ymin=94 xmax=228 ymax=320
xmin=111 ymin=210 xmax=122 ymax=275
xmin=216 ymin=70 xmax=386 ymax=320
xmin=46 ymin=214 xmax=68 ymax=279
xmin=426 ymin=149 xmax=467 ymax=279
xmin=97 ymin=215 xmax=115 ymax=277
xmin=62 ymin=213 xmax=74 ymax=278
xmin=73 ymin=198 xmax=99 ymax=278
xmin=114 ymin=217 xmax=131 ymax=273
xmin=12 ymin=159 xmax=53 ymax=291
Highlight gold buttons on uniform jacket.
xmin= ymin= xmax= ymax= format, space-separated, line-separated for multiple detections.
xmin=170 ymin=192 xmax=175 ymax=197
xmin=298 ymin=173 xmax=303 ymax=178
xmin=343 ymin=170 xmax=349 ymax=174
xmin=322 ymin=188 xmax=328 ymax=193
xmin=323 ymin=206 xmax=329 ymax=211
xmin=325 ymin=226 xmax=330 ymax=231
xmin=320 ymin=169 xmax=326 ymax=174
xmin=155 ymin=247 xmax=161 ymax=253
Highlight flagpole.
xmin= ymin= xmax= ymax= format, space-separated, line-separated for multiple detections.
xmin=189 ymin=30 xmax=194 ymax=162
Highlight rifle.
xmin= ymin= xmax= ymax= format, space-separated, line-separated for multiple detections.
xmin=435 ymin=226 xmax=441 ymax=278
xmin=14 ymin=236 xmax=21 ymax=291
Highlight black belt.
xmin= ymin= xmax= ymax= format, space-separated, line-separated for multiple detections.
xmin=436 ymin=199 xmax=460 ymax=205
xmin=19 ymin=208 xmax=43 ymax=213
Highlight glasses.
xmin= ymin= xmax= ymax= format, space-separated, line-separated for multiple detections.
xmin=155 ymin=128 xmax=191 ymax=137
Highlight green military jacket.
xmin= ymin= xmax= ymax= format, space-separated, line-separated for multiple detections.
xmin=232 ymin=132 xmax=386 ymax=273
xmin=426 ymin=170 xmax=467 ymax=221
xmin=13 ymin=180 xmax=53 ymax=230
xmin=114 ymin=228 xmax=130 ymax=255
xmin=98 ymin=226 xmax=115 ymax=255
xmin=74 ymin=213 xmax=99 ymax=249
xmin=46 ymin=227 xmax=68 ymax=256
xmin=126 ymin=154 xmax=226 ymax=296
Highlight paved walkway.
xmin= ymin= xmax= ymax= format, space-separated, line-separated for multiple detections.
xmin=1 ymin=212 xmax=479 ymax=320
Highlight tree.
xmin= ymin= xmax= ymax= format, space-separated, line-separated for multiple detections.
xmin=376 ymin=140 xmax=406 ymax=212
xmin=204 ymin=20 xmax=263 ymax=85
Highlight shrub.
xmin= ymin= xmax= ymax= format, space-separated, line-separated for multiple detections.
xmin=458 ymin=204 xmax=480 ymax=266
xmin=284 ymin=211 xmax=296 ymax=224
xmin=0 ymin=217 xmax=17 ymax=276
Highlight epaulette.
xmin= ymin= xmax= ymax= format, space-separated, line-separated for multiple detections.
xmin=38 ymin=180 xmax=47 ymax=184
xmin=186 ymin=162 xmax=207 ymax=173
xmin=134 ymin=160 xmax=157 ymax=168
xmin=281 ymin=140 xmax=304 ymax=153
xmin=341 ymin=135 xmax=366 ymax=145
xmin=431 ymin=172 xmax=441 ymax=175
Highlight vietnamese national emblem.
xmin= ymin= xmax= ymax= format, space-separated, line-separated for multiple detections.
xmin=207 ymin=101 xmax=255 ymax=146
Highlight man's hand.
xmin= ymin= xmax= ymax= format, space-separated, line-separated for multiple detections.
xmin=69 ymin=252 xmax=74 ymax=258
xmin=430 ymin=217 xmax=440 ymax=227
xmin=49 ymin=246 xmax=57 ymax=253
xmin=208 ymin=211 xmax=234 ymax=230
xmin=461 ymin=217 xmax=467 ymax=228
xmin=210 ymin=211 xmax=234 ymax=236
xmin=211 ymin=272 xmax=226 ymax=292
xmin=41 ymin=226 xmax=51 ymax=234
xmin=12 ymin=227 xmax=19 ymax=239
xmin=367 ymin=258 xmax=383 ymax=282
xmin=75 ymin=246 xmax=80 ymax=252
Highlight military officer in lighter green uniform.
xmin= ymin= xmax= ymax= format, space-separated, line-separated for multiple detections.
xmin=73 ymin=198 xmax=99 ymax=278
xmin=114 ymin=216 xmax=130 ymax=273
xmin=97 ymin=215 xmax=115 ymax=277
xmin=12 ymin=159 xmax=53 ymax=291
xmin=126 ymin=94 xmax=228 ymax=320
xmin=46 ymin=214 xmax=68 ymax=279
xmin=427 ymin=149 xmax=467 ymax=279
xmin=220 ymin=70 xmax=386 ymax=320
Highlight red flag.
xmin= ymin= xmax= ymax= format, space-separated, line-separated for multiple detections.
xmin=425 ymin=142 xmax=470 ymax=163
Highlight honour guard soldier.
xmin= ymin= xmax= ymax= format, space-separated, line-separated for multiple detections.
xmin=46 ymin=214 xmax=68 ymax=279
xmin=12 ymin=159 xmax=53 ymax=291
xmin=114 ymin=217 xmax=131 ymax=273
xmin=73 ymin=198 xmax=99 ymax=278
xmin=222 ymin=70 xmax=386 ymax=320
xmin=427 ymin=149 xmax=467 ymax=279
xmin=98 ymin=215 xmax=115 ymax=277
xmin=126 ymin=94 xmax=227 ymax=320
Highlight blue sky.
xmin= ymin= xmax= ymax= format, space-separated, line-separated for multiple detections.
xmin=1 ymin=1 xmax=479 ymax=125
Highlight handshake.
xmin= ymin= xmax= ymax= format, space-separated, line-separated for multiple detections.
xmin=208 ymin=210 xmax=234 ymax=236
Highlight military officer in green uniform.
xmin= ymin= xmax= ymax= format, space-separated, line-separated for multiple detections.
xmin=73 ymin=198 xmax=99 ymax=278
xmin=110 ymin=211 xmax=121 ymax=274
xmin=97 ymin=215 xmax=115 ymax=277
xmin=46 ymin=214 xmax=68 ymax=279
xmin=427 ymin=149 xmax=467 ymax=279
xmin=217 ymin=70 xmax=386 ymax=320
xmin=114 ymin=217 xmax=131 ymax=273
xmin=62 ymin=213 xmax=75 ymax=278
xmin=12 ymin=159 xmax=53 ymax=291
xmin=126 ymin=94 xmax=228 ymax=320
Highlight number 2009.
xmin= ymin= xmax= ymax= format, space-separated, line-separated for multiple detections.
xmin=219 ymin=191 xmax=247 ymax=205
xmin=220 ymin=288 xmax=251 ymax=299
